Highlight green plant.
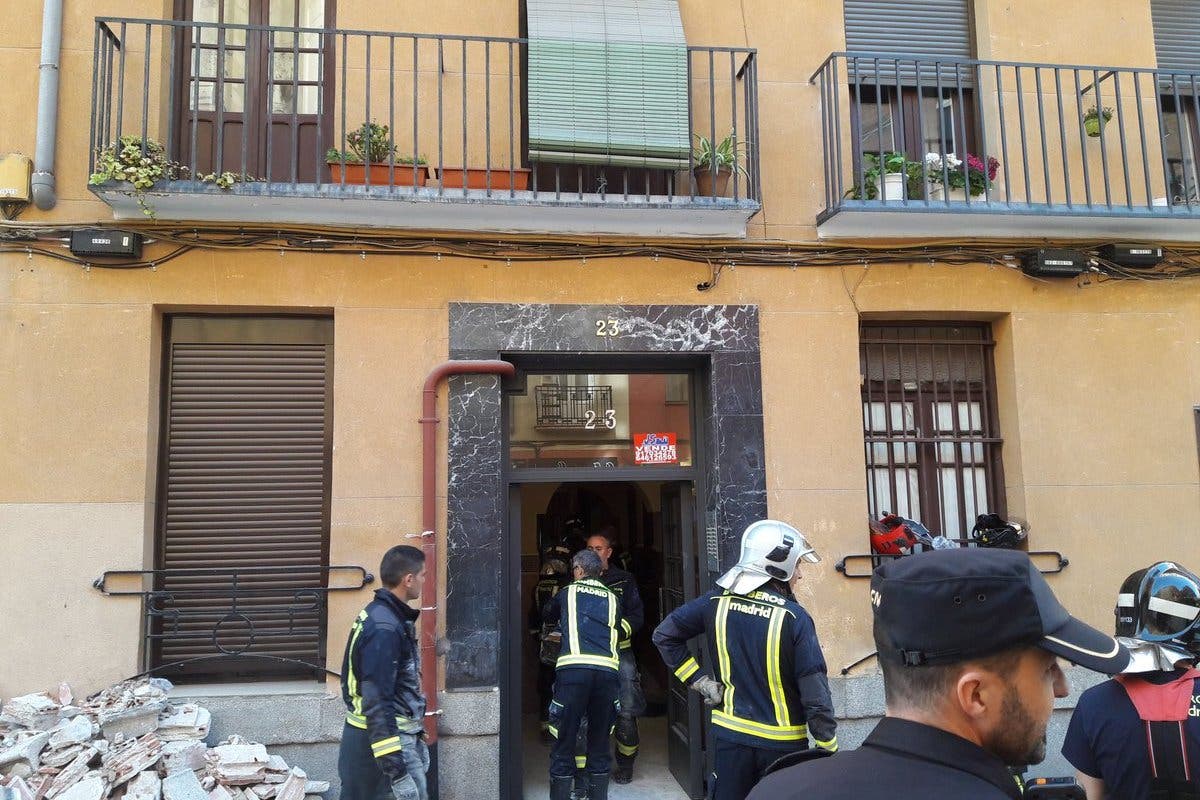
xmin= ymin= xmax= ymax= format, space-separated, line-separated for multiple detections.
xmin=1083 ymin=106 xmax=1113 ymax=137
xmin=849 ymin=152 xmax=923 ymax=199
xmin=89 ymin=136 xmax=249 ymax=216
xmin=325 ymin=122 xmax=427 ymax=165
xmin=693 ymin=133 xmax=749 ymax=176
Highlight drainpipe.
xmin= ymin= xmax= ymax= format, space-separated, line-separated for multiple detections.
xmin=31 ymin=0 xmax=64 ymax=210
xmin=418 ymin=359 xmax=515 ymax=780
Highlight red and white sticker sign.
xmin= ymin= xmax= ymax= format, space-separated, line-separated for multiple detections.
xmin=634 ymin=433 xmax=678 ymax=465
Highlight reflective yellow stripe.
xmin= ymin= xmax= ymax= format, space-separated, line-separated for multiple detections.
xmin=619 ymin=640 xmax=633 ymax=649
xmin=616 ymin=742 xmax=638 ymax=756
xmin=346 ymin=610 xmax=368 ymax=717
xmin=813 ymin=736 xmax=838 ymax=752
xmin=608 ymin=592 xmax=619 ymax=661
xmin=373 ymin=742 xmax=402 ymax=757
xmin=574 ymin=756 xmax=587 ymax=768
xmin=548 ymin=725 xmax=559 ymax=738
xmin=675 ymin=656 xmax=700 ymax=682
xmin=712 ymin=711 xmax=808 ymax=741
xmin=557 ymin=654 xmax=619 ymax=670
xmin=371 ymin=736 xmax=401 ymax=752
xmin=345 ymin=713 xmax=367 ymax=729
xmin=766 ymin=608 xmax=790 ymax=727
xmin=715 ymin=596 xmax=734 ymax=715
xmin=567 ymin=587 xmax=580 ymax=657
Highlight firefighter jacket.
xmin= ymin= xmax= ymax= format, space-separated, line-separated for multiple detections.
xmin=529 ymin=572 xmax=567 ymax=637
xmin=340 ymin=588 xmax=426 ymax=778
xmin=652 ymin=584 xmax=838 ymax=751
xmin=600 ymin=565 xmax=644 ymax=651
xmin=543 ymin=577 xmax=628 ymax=672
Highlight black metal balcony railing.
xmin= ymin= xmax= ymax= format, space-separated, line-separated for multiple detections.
xmin=534 ymin=384 xmax=614 ymax=429
xmin=89 ymin=18 xmax=760 ymax=216
xmin=811 ymin=52 xmax=1200 ymax=231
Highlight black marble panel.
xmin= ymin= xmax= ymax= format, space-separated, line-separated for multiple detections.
xmin=444 ymin=303 xmax=765 ymax=690
xmin=444 ymin=374 xmax=505 ymax=687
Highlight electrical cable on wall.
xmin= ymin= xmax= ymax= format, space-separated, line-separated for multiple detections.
xmin=3 ymin=221 xmax=1200 ymax=282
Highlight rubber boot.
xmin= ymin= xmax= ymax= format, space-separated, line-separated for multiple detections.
xmin=611 ymin=754 xmax=634 ymax=785
xmin=571 ymin=770 xmax=591 ymax=800
xmin=588 ymin=773 xmax=610 ymax=800
xmin=550 ymin=775 xmax=574 ymax=800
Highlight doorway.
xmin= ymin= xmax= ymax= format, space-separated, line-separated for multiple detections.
xmin=174 ymin=0 xmax=334 ymax=181
xmin=512 ymin=480 xmax=702 ymax=800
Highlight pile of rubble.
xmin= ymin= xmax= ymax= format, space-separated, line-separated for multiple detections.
xmin=0 ymin=680 xmax=329 ymax=800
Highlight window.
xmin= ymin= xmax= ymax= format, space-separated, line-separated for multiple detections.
xmin=859 ymin=323 xmax=1004 ymax=540
xmin=153 ymin=315 xmax=333 ymax=680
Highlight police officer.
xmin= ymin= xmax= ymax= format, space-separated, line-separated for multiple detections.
xmin=586 ymin=531 xmax=646 ymax=784
xmin=652 ymin=520 xmax=837 ymax=800
xmin=749 ymin=548 xmax=1131 ymax=800
xmin=1062 ymin=560 xmax=1200 ymax=800
xmin=543 ymin=549 xmax=626 ymax=800
xmin=338 ymin=545 xmax=429 ymax=800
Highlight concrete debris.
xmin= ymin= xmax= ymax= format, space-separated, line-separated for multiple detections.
xmin=154 ymin=708 xmax=209 ymax=744
xmin=101 ymin=734 xmax=160 ymax=788
xmin=124 ymin=772 xmax=160 ymax=800
xmin=45 ymin=749 xmax=97 ymax=799
xmin=1 ymin=697 xmax=60 ymax=731
xmin=161 ymin=771 xmax=207 ymax=800
xmin=0 ymin=731 xmax=52 ymax=777
xmin=0 ymin=680 xmax=327 ymax=800
xmin=54 ymin=776 xmax=105 ymax=800
xmin=159 ymin=742 xmax=205 ymax=776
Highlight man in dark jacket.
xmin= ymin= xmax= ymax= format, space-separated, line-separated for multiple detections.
xmin=543 ymin=549 xmax=627 ymax=800
xmin=653 ymin=519 xmax=836 ymax=800
xmin=749 ymin=548 xmax=1131 ymax=800
xmin=339 ymin=545 xmax=428 ymax=800
xmin=587 ymin=531 xmax=646 ymax=784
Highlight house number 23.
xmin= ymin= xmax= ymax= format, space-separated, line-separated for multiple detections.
xmin=595 ymin=319 xmax=625 ymax=337
xmin=584 ymin=410 xmax=617 ymax=430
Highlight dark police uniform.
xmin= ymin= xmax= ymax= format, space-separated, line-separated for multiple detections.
xmin=543 ymin=576 xmax=626 ymax=786
xmin=339 ymin=589 xmax=427 ymax=800
xmin=653 ymin=584 xmax=837 ymax=800
xmin=747 ymin=717 xmax=1022 ymax=800
xmin=1063 ymin=667 xmax=1200 ymax=800
xmin=600 ymin=564 xmax=646 ymax=772
xmin=530 ymin=566 xmax=569 ymax=735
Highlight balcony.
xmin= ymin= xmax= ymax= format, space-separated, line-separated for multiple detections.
xmin=87 ymin=18 xmax=761 ymax=237
xmin=534 ymin=384 xmax=615 ymax=429
xmin=811 ymin=53 xmax=1200 ymax=240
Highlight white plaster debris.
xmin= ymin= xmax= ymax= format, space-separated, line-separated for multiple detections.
xmin=0 ymin=679 xmax=329 ymax=799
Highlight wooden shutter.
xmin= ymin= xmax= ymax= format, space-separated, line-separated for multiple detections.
xmin=843 ymin=0 xmax=974 ymax=84
xmin=154 ymin=316 xmax=333 ymax=680
xmin=1152 ymin=0 xmax=1200 ymax=76
xmin=527 ymin=0 xmax=691 ymax=168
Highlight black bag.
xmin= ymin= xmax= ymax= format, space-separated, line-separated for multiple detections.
xmin=970 ymin=513 xmax=1026 ymax=549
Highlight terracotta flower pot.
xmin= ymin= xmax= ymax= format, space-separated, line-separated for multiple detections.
xmin=437 ymin=167 xmax=531 ymax=190
xmin=327 ymin=161 xmax=429 ymax=186
xmin=694 ymin=166 xmax=732 ymax=197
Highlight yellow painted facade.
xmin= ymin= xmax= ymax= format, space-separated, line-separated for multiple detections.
xmin=2 ymin=0 xmax=1198 ymax=713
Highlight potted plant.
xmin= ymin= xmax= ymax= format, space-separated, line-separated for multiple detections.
xmin=436 ymin=165 xmax=531 ymax=191
xmin=924 ymin=152 xmax=999 ymax=200
xmin=1083 ymin=106 xmax=1113 ymax=137
xmin=89 ymin=135 xmax=248 ymax=216
xmin=326 ymin=122 xmax=429 ymax=186
xmin=692 ymin=133 xmax=749 ymax=197
xmin=848 ymin=152 xmax=915 ymax=200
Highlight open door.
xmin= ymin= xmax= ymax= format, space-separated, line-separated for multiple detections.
xmin=660 ymin=483 xmax=705 ymax=799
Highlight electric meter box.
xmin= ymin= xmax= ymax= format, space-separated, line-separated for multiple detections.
xmin=69 ymin=229 xmax=144 ymax=259
xmin=0 ymin=154 xmax=32 ymax=203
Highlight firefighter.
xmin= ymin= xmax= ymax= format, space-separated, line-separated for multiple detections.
xmin=1062 ymin=560 xmax=1200 ymax=800
xmin=338 ymin=545 xmax=429 ymax=800
xmin=652 ymin=520 xmax=837 ymax=800
xmin=587 ymin=531 xmax=646 ymax=784
xmin=543 ymin=549 xmax=627 ymax=800
xmin=530 ymin=542 xmax=572 ymax=744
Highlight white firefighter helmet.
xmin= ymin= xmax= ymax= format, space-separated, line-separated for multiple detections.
xmin=716 ymin=520 xmax=820 ymax=595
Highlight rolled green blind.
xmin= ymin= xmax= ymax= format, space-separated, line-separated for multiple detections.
xmin=527 ymin=0 xmax=690 ymax=168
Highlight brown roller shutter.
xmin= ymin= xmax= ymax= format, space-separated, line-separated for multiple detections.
xmin=153 ymin=316 xmax=334 ymax=681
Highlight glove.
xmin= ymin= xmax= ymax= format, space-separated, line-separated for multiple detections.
xmin=690 ymin=675 xmax=724 ymax=707
xmin=391 ymin=774 xmax=419 ymax=800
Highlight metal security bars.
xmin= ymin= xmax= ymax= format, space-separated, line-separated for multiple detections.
xmin=812 ymin=52 xmax=1200 ymax=222
xmin=88 ymin=17 xmax=760 ymax=206
xmin=859 ymin=324 xmax=1005 ymax=542
xmin=534 ymin=384 xmax=615 ymax=428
